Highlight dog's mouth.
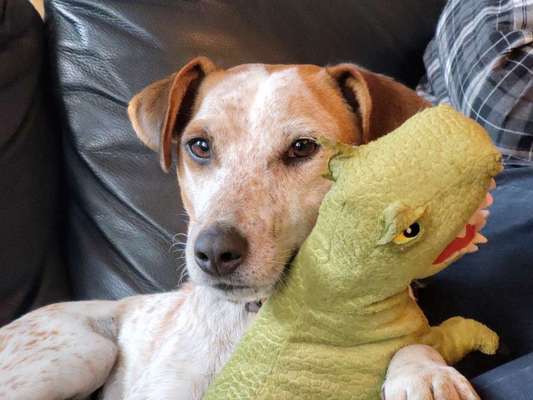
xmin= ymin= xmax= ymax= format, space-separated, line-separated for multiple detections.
xmin=213 ymin=283 xmax=251 ymax=291
xmin=210 ymin=250 xmax=299 ymax=308
xmin=211 ymin=283 xmax=260 ymax=300
xmin=432 ymin=181 xmax=495 ymax=267
xmin=211 ymin=283 xmax=271 ymax=308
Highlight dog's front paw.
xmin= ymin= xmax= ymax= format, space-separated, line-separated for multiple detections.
xmin=382 ymin=345 xmax=479 ymax=400
xmin=382 ymin=364 xmax=479 ymax=400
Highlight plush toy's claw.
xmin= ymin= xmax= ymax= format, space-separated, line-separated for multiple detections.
xmin=478 ymin=327 xmax=499 ymax=356
xmin=473 ymin=233 xmax=488 ymax=244
xmin=423 ymin=317 xmax=499 ymax=365
xmin=465 ymin=244 xmax=479 ymax=254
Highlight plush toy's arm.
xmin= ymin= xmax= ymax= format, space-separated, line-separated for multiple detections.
xmin=421 ymin=316 xmax=499 ymax=364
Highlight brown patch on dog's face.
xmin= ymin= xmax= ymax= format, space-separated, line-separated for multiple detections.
xmin=177 ymin=64 xmax=361 ymax=301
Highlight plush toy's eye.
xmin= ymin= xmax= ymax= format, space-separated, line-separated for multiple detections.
xmin=393 ymin=222 xmax=421 ymax=245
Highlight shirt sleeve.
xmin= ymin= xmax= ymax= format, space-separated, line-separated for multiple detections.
xmin=417 ymin=0 xmax=533 ymax=167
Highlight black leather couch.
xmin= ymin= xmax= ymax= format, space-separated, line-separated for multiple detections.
xmin=1 ymin=1 xmax=532 ymax=398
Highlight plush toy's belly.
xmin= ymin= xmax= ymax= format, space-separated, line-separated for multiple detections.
xmin=204 ymin=297 xmax=428 ymax=400
xmin=258 ymin=337 xmax=414 ymax=400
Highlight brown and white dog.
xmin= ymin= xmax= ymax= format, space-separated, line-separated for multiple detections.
xmin=0 ymin=58 xmax=480 ymax=400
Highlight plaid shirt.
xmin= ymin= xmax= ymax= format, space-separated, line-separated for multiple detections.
xmin=418 ymin=0 xmax=533 ymax=167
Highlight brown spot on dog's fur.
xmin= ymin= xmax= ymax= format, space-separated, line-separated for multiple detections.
xmin=0 ymin=335 xmax=7 ymax=352
xmin=42 ymin=304 xmax=63 ymax=312
xmin=4 ymin=376 xmax=18 ymax=386
xmin=11 ymin=380 xmax=26 ymax=390
xmin=24 ymin=339 xmax=39 ymax=349
xmin=41 ymin=346 xmax=61 ymax=352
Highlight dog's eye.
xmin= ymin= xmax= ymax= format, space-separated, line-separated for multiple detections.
xmin=187 ymin=138 xmax=211 ymax=159
xmin=393 ymin=222 xmax=422 ymax=245
xmin=286 ymin=138 xmax=319 ymax=161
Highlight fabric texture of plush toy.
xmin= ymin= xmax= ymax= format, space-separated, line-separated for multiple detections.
xmin=204 ymin=105 xmax=503 ymax=400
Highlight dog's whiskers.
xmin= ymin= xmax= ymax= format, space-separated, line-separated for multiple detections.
xmin=169 ymin=231 xmax=190 ymax=285
xmin=170 ymin=242 xmax=187 ymax=252
xmin=169 ymin=232 xmax=188 ymax=254
xmin=176 ymin=263 xmax=189 ymax=286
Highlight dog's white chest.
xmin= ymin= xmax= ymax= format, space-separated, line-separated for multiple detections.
xmin=100 ymin=287 xmax=255 ymax=400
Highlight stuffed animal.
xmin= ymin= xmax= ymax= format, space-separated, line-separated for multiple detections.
xmin=204 ymin=105 xmax=502 ymax=400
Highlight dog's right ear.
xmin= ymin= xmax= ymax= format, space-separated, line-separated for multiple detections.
xmin=327 ymin=64 xmax=429 ymax=144
xmin=128 ymin=57 xmax=217 ymax=172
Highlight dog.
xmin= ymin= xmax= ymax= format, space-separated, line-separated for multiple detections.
xmin=0 ymin=58 xmax=480 ymax=400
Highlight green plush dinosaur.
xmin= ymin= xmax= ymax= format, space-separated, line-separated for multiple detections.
xmin=205 ymin=105 xmax=502 ymax=400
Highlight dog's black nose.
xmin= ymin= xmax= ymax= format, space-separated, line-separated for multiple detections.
xmin=194 ymin=225 xmax=248 ymax=277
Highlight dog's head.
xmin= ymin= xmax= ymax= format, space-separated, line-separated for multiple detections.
xmin=128 ymin=57 xmax=428 ymax=301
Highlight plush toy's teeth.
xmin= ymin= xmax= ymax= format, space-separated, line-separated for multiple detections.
xmin=484 ymin=192 xmax=494 ymax=208
xmin=473 ymin=233 xmax=488 ymax=244
xmin=437 ymin=188 xmax=494 ymax=266
xmin=476 ymin=192 xmax=493 ymax=211
xmin=468 ymin=209 xmax=489 ymax=227
xmin=466 ymin=244 xmax=479 ymax=254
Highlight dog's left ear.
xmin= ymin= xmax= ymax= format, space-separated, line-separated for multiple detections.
xmin=327 ymin=64 xmax=429 ymax=143
xmin=128 ymin=56 xmax=217 ymax=172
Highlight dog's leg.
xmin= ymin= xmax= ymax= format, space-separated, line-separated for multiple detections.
xmin=0 ymin=300 xmax=121 ymax=400
xmin=382 ymin=344 xmax=480 ymax=400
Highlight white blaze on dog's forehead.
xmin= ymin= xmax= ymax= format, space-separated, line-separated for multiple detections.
xmin=195 ymin=65 xmax=270 ymax=119
xmin=248 ymin=68 xmax=340 ymax=142
xmin=248 ymin=68 xmax=305 ymax=132
xmin=196 ymin=66 xmax=340 ymax=143
xmin=183 ymin=67 xmax=271 ymax=219
xmin=184 ymin=165 xmax=233 ymax=219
